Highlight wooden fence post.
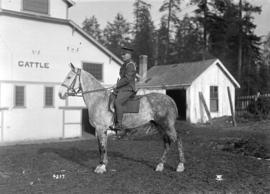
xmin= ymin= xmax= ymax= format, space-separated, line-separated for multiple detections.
xmin=199 ymin=92 xmax=212 ymax=125
xmin=227 ymin=87 xmax=237 ymax=127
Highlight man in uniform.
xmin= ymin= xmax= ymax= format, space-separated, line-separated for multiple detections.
xmin=112 ymin=47 xmax=137 ymax=136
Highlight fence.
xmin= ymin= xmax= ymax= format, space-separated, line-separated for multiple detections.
xmin=235 ymin=93 xmax=270 ymax=115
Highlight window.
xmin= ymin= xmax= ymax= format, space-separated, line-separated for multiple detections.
xmin=82 ymin=63 xmax=103 ymax=81
xmin=23 ymin=0 xmax=49 ymax=15
xmin=15 ymin=86 xmax=25 ymax=107
xmin=210 ymin=86 xmax=219 ymax=112
xmin=44 ymin=86 xmax=54 ymax=107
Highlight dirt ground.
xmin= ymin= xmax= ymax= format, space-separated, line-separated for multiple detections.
xmin=0 ymin=119 xmax=269 ymax=194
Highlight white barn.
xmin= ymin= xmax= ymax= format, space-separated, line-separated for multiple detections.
xmin=138 ymin=59 xmax=240 ymax=123
xmin=0 ymin=0 xmax=122 ymax=143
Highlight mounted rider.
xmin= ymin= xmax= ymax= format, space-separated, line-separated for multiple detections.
xmin=111 ymin=47 xmax=137 ymax=136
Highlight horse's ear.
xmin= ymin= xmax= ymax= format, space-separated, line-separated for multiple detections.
xmin=69 ymin=63 xmax=75 ymax=70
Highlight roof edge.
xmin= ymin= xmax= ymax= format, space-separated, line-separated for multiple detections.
xmin=214 ymin=59 xmax=241 ymax=88
xmin=63 ymin=0 xmax=75 ymax=7
xmin=0 ymin=9 xmax=123 ymax=66
xmin=68 ymin=20 xmax=123 ymax=65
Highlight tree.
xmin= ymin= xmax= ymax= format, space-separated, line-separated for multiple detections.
xmin=193 ymin=0 xmax=262 ymax=94
xmin=191 ymin=0 xmax=210 ymax=59
xmin=156 ymin=19 xmax=168 ymax=65
xmin=262 ymin=32 xmax=270 ymax=67
xmin=159 ymin=0 xmax=182 ymax=64
xmin=82 ymin=15 xmax=103 ymax=43
xmin=174 ymin=15 xmax=203 ymax=63
xmin=261 ymin=32 xmax=270 ymax=93
xmin=103 ymin=13 xmax=131 ymax=58
xmin=132 ymin=0 xmax=155 ymax=68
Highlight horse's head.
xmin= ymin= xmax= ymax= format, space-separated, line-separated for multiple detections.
xmin=58 ymin=63 xmax=81 ymax=99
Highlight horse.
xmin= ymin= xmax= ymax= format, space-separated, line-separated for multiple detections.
xmin=58 ymin=63 xmax=185 ymax=174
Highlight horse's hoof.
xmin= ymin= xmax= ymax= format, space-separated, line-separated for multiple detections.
xmin=94 ymin=164 xmax=106 ymax=174
xmin=176 ymin=163 xmax=184 ymax=172
xmin=155 ymin=163 xmax=164 ymax=172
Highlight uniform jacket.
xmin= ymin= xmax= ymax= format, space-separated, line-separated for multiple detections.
xmin=115 ymin=60 xmax=136 ymax=92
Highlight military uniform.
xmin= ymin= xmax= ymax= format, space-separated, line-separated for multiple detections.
xmin=114 ymin=60 xmax=136 ymax=128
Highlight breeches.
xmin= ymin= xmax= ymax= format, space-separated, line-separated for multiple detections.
xmin=114 ymin=91 xmax=134 ymax=123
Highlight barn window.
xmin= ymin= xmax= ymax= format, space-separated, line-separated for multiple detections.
xmin=22 ymin=0 xmax=49 ymax=15
xmin=82 ymin=62 xmax=103 ymax=81
xmin=210 ymin=86 xmax=219 ymax=112
xmin=14 ymin=86 xmax=25 ymax=107
xmin=44 ymin=86 xmax=54 ymax=107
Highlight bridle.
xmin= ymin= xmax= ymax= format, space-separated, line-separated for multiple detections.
xmin=61 ymin=68 xmax=82 ymax=97
xmin=61 ymin=68 xmax=115 ymax=97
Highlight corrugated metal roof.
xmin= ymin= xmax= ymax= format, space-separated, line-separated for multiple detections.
xmin=138 ymin=58 xmax=217 ymax=89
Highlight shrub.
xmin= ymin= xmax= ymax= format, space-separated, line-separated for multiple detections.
xmin=247 ymin=96 xmax=270 ymax=118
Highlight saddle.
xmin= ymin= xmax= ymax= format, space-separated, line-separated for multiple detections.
xmin=109 ymin=92 xmax=141 ymax=113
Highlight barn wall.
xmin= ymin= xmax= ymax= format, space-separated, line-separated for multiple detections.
xmin=0 ymin=15 xmax=120 ymax=142
xmin=1 ymin=0 xmax=68 ymax=19
xmin=188 ymin=63 xmax=235 ymax=123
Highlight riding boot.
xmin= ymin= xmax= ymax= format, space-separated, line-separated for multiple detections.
xmin=114 ymin=122 xmax=126 ymax=137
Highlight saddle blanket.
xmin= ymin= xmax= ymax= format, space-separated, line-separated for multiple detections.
xmin=109 ymin=93 xmax=141 ymax=113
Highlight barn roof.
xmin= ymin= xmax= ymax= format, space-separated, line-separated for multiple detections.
xmin=138 ymin=58 xmax=240 ymax=89
xmin=63 ymin=0 xmax=75 ymax=7
xmin=0 ymin=9 xmax=123 ymax=65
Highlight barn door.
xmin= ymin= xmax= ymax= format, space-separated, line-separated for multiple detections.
xmin=166 ymin=89 xmax=186 ymax=120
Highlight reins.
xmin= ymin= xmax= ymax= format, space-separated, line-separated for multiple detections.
xmin=62 ymin=68 xmax=114 ymax=97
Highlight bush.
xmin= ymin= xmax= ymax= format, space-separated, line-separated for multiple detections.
xmin=247 ymin=96 xmax=270 ymax=118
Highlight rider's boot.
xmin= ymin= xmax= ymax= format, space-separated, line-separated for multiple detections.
xmin=114 ymin=123 xmax=127 ymax=138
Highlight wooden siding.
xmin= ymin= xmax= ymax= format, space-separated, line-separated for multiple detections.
xmin=188 ymin=62 xmax=235 ymax=123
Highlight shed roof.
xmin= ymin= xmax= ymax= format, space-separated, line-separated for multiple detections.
xmin=138 ymin=58 xmax=240 ymax=89
xmin=63 ymin=0 xmax=75 ymax=7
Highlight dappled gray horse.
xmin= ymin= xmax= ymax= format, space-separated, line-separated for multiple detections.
xmin=58 ymin=64 xmax=185 ymax=174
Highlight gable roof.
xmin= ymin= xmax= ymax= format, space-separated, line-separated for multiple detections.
xmin=138 ymin=58 xmax=240 ymax=89
xmin=0 ymin=9 xmax=123 ymax=65
xmin=63 ymin=0 xmax=75 ymax=8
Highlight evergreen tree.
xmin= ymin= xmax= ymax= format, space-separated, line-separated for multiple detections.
xmin=159 ymin=0 xmax=182 ymax=64
xmin=175 ymin=15 xmax=203 ymax=63
xmin=193 ymin=0 xmax=262 ymax=95
xmin=156 ymin=19 xmax=168 ymax=65
xmin=262 ymin=32 xmax=270 ymax=67
xmin=133 ymin=0 xmax=155 ymax=68
xmin=82 ymin=15 xmax=103 ymax=43
xmin=103 ymin=13 xmax=131 ymax=58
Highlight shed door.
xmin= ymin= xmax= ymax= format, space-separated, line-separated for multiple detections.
xmin=166 ymin=89 xmax=186 ymax=120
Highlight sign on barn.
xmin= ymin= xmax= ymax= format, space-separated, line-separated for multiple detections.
xmin=0 ymin=0 xmax=122 ymax=143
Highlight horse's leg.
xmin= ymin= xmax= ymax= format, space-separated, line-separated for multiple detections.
xmin=156 ymin=134 xmax=172 ymax=172
xmin=155 ymin=119 xmax=185 ymax=172
xmin=176 ymin=135 xmax=185 ymax=172
xmin=165 ymin=123 xmax=185 ymax=172
xmin=94 ymin=129 xmax=108 ymax=174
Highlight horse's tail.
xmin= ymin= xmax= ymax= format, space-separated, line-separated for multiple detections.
xmin=168 ymin=96 xmax=179 ymax=120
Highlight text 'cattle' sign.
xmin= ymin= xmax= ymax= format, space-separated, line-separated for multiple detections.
xmin=18 ymin=61 xmax=49 ymax=69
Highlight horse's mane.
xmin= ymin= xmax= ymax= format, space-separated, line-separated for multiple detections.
xmin=80 ymin=69 xmax=104 ymax=89
xmin=80 ymin=69 xmax=111 ymax=98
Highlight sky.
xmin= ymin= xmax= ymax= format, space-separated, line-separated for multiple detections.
xmin=69 ymin=0 xmax=270 ymax=37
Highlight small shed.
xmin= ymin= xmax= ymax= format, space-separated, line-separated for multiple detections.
xmin=138 ymin=58 xmax=240 ymax=123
